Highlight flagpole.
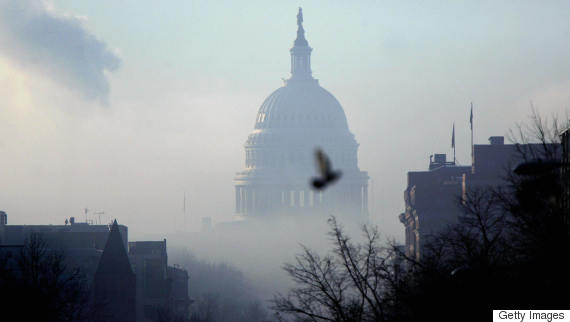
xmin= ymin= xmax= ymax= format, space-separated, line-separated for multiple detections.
xmin=470 ymin=102 xmax=474 ymax=172
xmin=452 ymin=122 xmax=456 ymax=164
xmin=453 ymin=122 xmax=457 ymax=165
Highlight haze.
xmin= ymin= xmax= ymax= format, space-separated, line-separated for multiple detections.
xmin=1 ymin=0 xmax=569 ymax=241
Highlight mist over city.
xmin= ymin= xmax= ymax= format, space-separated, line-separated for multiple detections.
xmin=1 ymin=1 xmax=569 ymax=321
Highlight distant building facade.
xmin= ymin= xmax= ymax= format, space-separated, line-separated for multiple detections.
xmin=234 ymin=9 xmax=369 ymax=219
xmin=0 ymin=216 xmax=128 ymax=285
xmin=129 ymin=240 xmax=191 ymax=321
xmin=0 ymin=214 xmax=190 ymax=322
xmin=400 ymin=154 xmax=469 ymax=260
xmin=0 ymin=216 xmax=128 ymax=250
xmin=399 ymin=136 xmax=555 ymax=260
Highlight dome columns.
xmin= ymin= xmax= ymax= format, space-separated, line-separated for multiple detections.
xmin=235 ymin=182 xmax=368 ymax=217
xmin=290 ymin=46 xmax=312 ymax=80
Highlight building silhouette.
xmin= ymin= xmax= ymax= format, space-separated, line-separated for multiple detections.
xmin=400 ymin=154 xmax=469 ymax=260
xmin=235 ymin=8 xmax=368 ymax=219
xmin=129 ymin=240 xmax=191 ymax=321
xmin=94 ymin=220 xmax=136 ymax=322
xmin=0 ymin=215 xmax=128 ymax=249
xmin=0 ymin=215 xmax=129 ymax=287
xmin=168 ymin=265 xmax=191 ymax=319
xmin=399 ymin=136 xmax=558 ymax=260
xmin=0 ymin=215 xmax=190 ymax=322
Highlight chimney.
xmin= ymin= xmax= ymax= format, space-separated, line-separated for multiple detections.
xmin=429 ymin=154 xmax=448 ymax=170
xmin=433 ymin=154 xmax=446 ymax=163
xmin=488 ymin=136 xmax=504 ymax=145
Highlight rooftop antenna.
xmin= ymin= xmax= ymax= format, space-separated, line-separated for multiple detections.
xmin=94 ymin=211 xmax=105 ymax=225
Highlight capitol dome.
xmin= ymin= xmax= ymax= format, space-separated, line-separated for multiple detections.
xmin=234 ymin=8 xmax=368 ymax=218
xmin=254 ymin=83 xmax=349 ymax=130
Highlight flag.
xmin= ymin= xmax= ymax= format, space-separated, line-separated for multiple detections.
xmin=470 ymin=102 xmax=473 ymax=130
xmin=451 ymin=122 xmax=455 ymax=149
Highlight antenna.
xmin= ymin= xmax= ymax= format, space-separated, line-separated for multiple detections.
xmin=94 ymin=211 xmax=105 ymax=225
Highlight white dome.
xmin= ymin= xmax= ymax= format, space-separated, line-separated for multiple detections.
xmin=234 ymin=8 xmax=368 ymax=218
xmin=254 ymin=81 xmax=349 ymax=130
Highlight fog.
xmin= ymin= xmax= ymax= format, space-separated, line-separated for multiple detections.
xmin=2 ymin=0 xmax=570 ymax=309
xmin=169 ymin=214 xmax=367 ymax=297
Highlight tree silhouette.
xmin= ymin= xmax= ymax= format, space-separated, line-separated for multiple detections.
xmin=275 ymin=112 xmax=570 ymax=321
xmin=0 ymin=234 xmax=92 ymax=322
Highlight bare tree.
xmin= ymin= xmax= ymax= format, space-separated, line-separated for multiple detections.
xmin=168 ymin=248 xmax=270 ymax=322
xmin=0 ymin=234 xmax=91 ymax=322
xmin=276 ymin=111 xmax=570 ymax=321
xmin=508 ymin=106 xmax=562 ymax=162
xmin=273 ymin=217 xmax=399 ymax=322
xmin=435 ymin=187 xmax=510 ymax=270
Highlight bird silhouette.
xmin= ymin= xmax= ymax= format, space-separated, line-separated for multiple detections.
xmin=311 ymin=148 xmax=342 ymax=190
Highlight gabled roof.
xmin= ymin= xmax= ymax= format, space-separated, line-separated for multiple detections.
xmin=95 ymin=220 xmax=133 ymax=275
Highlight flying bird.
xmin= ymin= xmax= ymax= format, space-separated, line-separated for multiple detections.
xmin=311 ymin=148 xmax=342 ymax=190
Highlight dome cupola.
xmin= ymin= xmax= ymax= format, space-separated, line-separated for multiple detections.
xmin=289 ymin=8 xmax=313 ymax=81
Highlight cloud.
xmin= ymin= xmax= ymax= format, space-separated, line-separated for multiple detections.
xmin=0 ymin=0 xmax=120 ymax=103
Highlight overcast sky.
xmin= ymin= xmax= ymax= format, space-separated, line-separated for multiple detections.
xmin=1 ymin=0 xmax=569 ymax=239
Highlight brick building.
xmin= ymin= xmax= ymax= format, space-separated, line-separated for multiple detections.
xmin=399 ymin=136 xmax=553 ymax=260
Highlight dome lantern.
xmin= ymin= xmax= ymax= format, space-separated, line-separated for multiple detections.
xmin=289 ymin=7 xmax=314 ymax=82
